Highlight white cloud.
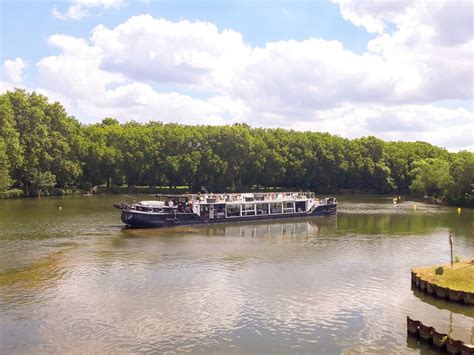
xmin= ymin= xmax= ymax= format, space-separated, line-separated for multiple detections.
xmin=37 ymin=34 xmax=125 ymax=99
xmin=20 ymin=1 xmax=474 ymax=151
xmin=333 ymin=0 xmax=474 ymax=46
xmin=91 ymin=15 xmax=250 ymax=91
xmin=332 ymin=0 xmax=412 ymax=34
xmin=2 ymin=58 xmax=27 ymax=84
xmin=35 ymin=34 xmax=236 ymax=125
xmin=52 ymin=0 xmax=126 ymax=20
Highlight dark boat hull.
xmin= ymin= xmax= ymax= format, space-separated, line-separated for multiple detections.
xmin=121 ymin=203 xmax=337 ymax=228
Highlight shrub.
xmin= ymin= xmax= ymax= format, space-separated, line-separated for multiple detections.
xmin=0 ymin=189 xmax=24 ymax=199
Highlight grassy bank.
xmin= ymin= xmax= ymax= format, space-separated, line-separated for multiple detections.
xmin=412 ymin=259 xmax=474 ymax=292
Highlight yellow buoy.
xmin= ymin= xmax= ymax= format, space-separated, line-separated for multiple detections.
xmin=413 ymin=204 xmax=417 ymax=210
xmin=457 ymin=207 xmax=461 ymax=214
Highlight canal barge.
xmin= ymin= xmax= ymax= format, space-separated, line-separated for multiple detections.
xmin=114 ymin=192 xmax=337 ymax=228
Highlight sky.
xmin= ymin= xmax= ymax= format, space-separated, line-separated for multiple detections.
xmin=1 ymin=0 xmax=473 ymax=151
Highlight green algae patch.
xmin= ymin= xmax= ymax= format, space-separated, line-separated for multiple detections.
xmin=412 ymin=259 xmax=474 ymax=293
xmin=0 ymin=252 xmax=66 ymax=288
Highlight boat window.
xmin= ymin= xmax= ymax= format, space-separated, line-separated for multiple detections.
xmin=282 ymin=202 xmax=295 ymax=214
xmin=215 ymin=204 xmax=226 ymax=219
xmin=242 ymin=203 xmax=255 ymax=216
xmin=295 ymin=201 xmax=306 ymax=213
xmin=270 ymin=203 xmax=282 ymax=214
xmin=226 ymin=205 xmax=240 ymax=218
xmin=256 ymin=203 xmax=269 ymax=215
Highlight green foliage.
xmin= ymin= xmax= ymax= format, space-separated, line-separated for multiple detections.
xmin=0 ymin=139 xmax=12 ymax=191
xmin=0 ymin=89 xmax=472 ymax=206
xmin=447 ymin=151 xmax=474 ymax=206
xmin=410 ymin=158 xmax=453 ymax=198
xmin=0 ymin=189 xmax=24 ymax=199
xmin=0 ymin=94 xmax=22 ymax=175
xmin=0 ymin=89 xmax=82 ymax=195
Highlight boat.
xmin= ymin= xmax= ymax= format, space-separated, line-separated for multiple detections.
xmin=114 ymin=192 xmax=337 ymax=228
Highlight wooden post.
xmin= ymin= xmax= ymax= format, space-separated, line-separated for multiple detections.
xmin=449 ymin=232 xmax=454 ymax=268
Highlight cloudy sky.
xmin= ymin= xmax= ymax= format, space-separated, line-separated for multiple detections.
xmin=1 ymin=0 xmax=473 ymax=151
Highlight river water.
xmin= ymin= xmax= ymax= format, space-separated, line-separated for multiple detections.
xmin=0 ymin=195 xmax=472 ymax=354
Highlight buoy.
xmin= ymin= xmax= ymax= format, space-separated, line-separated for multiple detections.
xmin=59 ymin=206 xmax=62 ymax=211
xmin=413 ymin=204 xmax=417 ymax=210
xmin=457 ymin=207 xmax=461 ymax=214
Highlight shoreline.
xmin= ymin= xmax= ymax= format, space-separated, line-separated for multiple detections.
xmin=1 ymin=187 xmax=469 ymax=207
xmin=411 ymin=260 xmax=474 ymax=305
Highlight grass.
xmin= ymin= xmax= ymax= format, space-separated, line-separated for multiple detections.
xmin=412 ymin=259 xmax=474 ymax=293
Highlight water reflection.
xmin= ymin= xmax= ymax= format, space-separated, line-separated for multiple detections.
xmin=122 ymin=217 xmax=337 ymax=239
xmin=411 ymin=286 xmax=474 ymax=317
xmin=406 ymin=335 xmax=443 ymax=354
xmin=202 ymin=217 xmax=337 ymax=237
xmin=338 ymin=209 xmax=473 ymax=238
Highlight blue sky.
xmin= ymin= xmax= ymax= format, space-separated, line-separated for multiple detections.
xmin=1 ymin=0 xmax=473 ymax=151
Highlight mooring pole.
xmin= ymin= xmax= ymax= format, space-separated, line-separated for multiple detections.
xmin=449 ymin=231 xmax=454 ymax=268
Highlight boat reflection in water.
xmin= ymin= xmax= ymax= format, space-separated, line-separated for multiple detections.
xmin=122 ymin=215 xmax=338 ymax=240
xmin=199 ymin=216 xmax=337 ymax=238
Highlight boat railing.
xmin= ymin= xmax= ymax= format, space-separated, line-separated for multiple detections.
xmin=193 ymin=192 xmax=316 ymax=204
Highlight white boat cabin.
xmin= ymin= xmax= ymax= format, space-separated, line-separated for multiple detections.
xmin=186 ymin=192 xmax=328 ymax=219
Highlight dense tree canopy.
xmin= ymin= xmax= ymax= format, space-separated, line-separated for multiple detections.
xmin=0 ymin=89 xmax=472 ymax=206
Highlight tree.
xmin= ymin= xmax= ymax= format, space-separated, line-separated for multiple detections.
xmin=0 ymin=94 xmax=22 ymax=180
xmin=410 ymin=158 xmax=453 ymax=198
xmin=448 ymin=151 xmax=474 ymax=206
xmin=0 ymin=139 xmax=12 ymax=192
xmin=2 ymin=89 xmax=83 ymax=195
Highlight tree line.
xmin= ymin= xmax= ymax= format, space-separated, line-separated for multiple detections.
xmin=0 ymin=89 xmax=472 ymax=206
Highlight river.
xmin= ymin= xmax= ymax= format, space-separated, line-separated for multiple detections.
xmin=0 ymin=195 xmax=472 ymax=353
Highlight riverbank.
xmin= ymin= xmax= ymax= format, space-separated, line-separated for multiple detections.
xmin=0 ymin=188 xmax=84 ymax=199
xmin=412 ymin=260 xmax=474 ymax=293
xmin=1 ymin=186 xmax=472 ymax=209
